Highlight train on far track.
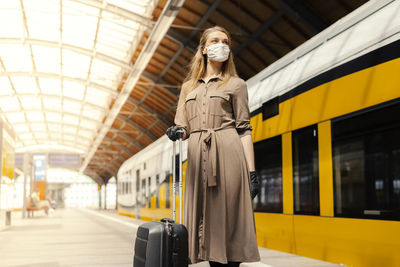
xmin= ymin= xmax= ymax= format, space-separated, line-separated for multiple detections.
xmin=117 ymin=1 xmax=400 ymax=266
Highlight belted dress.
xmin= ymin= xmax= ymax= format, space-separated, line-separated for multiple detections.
xmin=175 ymin=76 xmax=260 ymax=264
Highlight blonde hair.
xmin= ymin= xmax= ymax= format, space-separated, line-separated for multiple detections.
xmin=183 ymin=26 xmax=238 ymax=94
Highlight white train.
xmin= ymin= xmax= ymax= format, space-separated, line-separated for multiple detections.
xmin=117 ymin=134 xmax=187 ymax=215
xmin=118 ymin=1 xmax=400 ymax=266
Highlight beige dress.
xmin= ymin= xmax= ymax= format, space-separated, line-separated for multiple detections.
xmin=175 ymin=75 xmax=260 ymax=264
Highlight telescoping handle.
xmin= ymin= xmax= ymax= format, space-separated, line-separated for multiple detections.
xmin=172 ymin=137 xmax=183 ymax=224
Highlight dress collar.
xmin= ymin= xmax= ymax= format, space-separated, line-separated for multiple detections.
xmin=198 ymin=74 xmax=223 ymax=83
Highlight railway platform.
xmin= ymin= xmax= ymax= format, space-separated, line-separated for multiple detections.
xmin=0 ymin=208 xmax=341 ymax=267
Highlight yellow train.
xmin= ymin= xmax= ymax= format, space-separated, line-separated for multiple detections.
xmin=118 ymin=1 xmax=400 ymax=266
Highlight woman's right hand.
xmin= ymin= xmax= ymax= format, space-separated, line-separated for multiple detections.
xmin=166 ymin=126 xmax=184 ymax=141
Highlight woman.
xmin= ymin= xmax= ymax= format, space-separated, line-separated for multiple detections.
xmin=166 ymin=26 xmax=260 ymax=266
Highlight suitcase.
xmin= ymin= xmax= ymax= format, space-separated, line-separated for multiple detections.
xmin=133 ymin=137 xmax=188 ymax=267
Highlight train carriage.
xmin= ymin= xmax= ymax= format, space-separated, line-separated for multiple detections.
xmin=118 ymin=1 xmax=400 ymax=266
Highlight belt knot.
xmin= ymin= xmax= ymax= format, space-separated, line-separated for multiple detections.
xmin=190 ymin=126 xmax=233 ymax=187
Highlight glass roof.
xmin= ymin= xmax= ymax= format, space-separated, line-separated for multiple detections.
xmin=0 ymin=0 xmax=155 ymax=154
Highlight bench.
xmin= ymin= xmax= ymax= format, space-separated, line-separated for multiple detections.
xmin=26 ymin=197 xmax=46 ymax=217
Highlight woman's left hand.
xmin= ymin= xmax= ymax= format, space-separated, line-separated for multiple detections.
xmin=250 ymin=171 xmax=260 ymax=199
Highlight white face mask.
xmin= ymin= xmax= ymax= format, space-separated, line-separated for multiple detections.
xmin=206 ymin=43 xmax=230 ymax=62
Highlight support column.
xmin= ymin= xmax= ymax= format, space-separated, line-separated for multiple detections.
xmin=282 ymin=132 xmax=294 ymax=214
xmin=98 ymin=185 xmax=101 ymax=210
xmin=0 ymin=121 xmax=3 ymax=211
xmin=318 ymin=121 xmax=334 ymax=217
xmin=22 ymin=153 xmax=31 ymax=218
xmin=104 ymin=183 xmax=107 ymax=210
xmin=115 ymin=181 xmax=118 ymax=210
xmin=32 ymin=154 xmax=47 ymax=200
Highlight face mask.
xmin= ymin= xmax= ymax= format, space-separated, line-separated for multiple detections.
xmin=206 ymin=43 xmax=230 ymax=62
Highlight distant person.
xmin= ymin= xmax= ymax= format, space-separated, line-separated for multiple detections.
xmin=166 ymin=26 xmax=260 ymax=267
xmin=46 ymin=196 xmax=57 ymax=210
xmin=31 ymin=191 xmax=53 ymax=215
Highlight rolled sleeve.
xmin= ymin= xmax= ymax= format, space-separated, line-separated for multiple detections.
xmin=174 ymin=83 xmax=190 ymax=138
xmin=231 ymin=79 xmax=252 ymax=137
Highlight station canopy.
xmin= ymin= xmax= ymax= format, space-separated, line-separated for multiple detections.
xmin=0 ymin=0 xmax=367 ymax=184
xmin=0 ymin=0 xmax=155 ymax=154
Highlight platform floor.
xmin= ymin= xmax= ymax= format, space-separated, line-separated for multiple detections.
xmin=0 ymin=209 xmax=341 ymax=267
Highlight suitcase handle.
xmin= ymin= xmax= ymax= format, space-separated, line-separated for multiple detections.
xmin=161 ymin=218 xmax=174 ymax=224
xmin=172 ymin=137 xmax=183 ymax=224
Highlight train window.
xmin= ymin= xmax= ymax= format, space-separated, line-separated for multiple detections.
xmin=148 ymin=177 xmax=151 ymax=201
xmin=332 ymin=102 xmax=400 ymax=220
xmin=262 ymin=97 xmax=279 ymax=121
xmin=142 ymin=179 xmax=146 ymax=207
xmin=156 ymin=174 xmax=160 ymax=208
xmin=136 ymin=169 xmax=140 ymax=206
xmin=254 ymin=135 xmax=283 ymax=213
xmin=292 ymin=125 xmax=320 ymax=215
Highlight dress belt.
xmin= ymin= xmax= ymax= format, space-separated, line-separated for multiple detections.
xmin=190 ymin=126 xmax=234 ymax=187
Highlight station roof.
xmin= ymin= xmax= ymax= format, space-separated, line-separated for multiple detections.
xmin=0 ymin=0 xmax=367 ymax=184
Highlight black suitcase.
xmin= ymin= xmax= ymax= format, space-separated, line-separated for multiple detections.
xmin=133 ymin=138 xmax=188 ymax=267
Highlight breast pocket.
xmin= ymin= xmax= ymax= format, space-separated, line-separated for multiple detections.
xmin=209 ymin=91 xmax=231 ymax=117
xmin=185 ymin=92 xmax=198 ymax=122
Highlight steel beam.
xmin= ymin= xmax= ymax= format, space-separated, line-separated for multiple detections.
xmin=6 ymin=108 xmax=103 ymax=126
xmin=93 ymin=155 xmax=122 ymax=170
xmin=70 ymin=0 xmax=153 ymax=27
xmin=102 ymin=137 xmax=135 ymax=157
xmin=0 ymin=71 xmax=118 ymax=96
xmin=138 ymin=0 xmax=222 ymax=104
xmin=117 ymin=115 xmax=158 ymax=141
xmin=97 ymin=167 xmax=115 ymax=180
xmin=117 ymin=132 xmax=144 ymax=150
xmin=92 ymin=155 xmax=120 ymax=168
xmin=0 ymin=38 xmax=132 ymax=70
xmin=202 ymin=1 xmax=281 ymax=59
xmin=0 ymin=91 xmax=109 ymax=111
xmin=84 ymin=168 xmax=105 ymax=185
xmin=80 ymin=0 xmax=185 ymax=174
xmin=126 ymin=96 xmax=170 ymax=127
xmin=93 ymin=155 xmax=119 ymax=169
xmin=94 ymin=151 xmax=127 ymax=166
xmin=273 ymin=0 xmax=326 ymax=34
xmin=166 ymin=30 xmax=197 ymax=53
xmin=233 ymin=8 xmax=285 ymax=55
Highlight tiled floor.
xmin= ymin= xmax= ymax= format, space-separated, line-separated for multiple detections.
xmin=0 ymin=209 xmax=341 ymax=267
